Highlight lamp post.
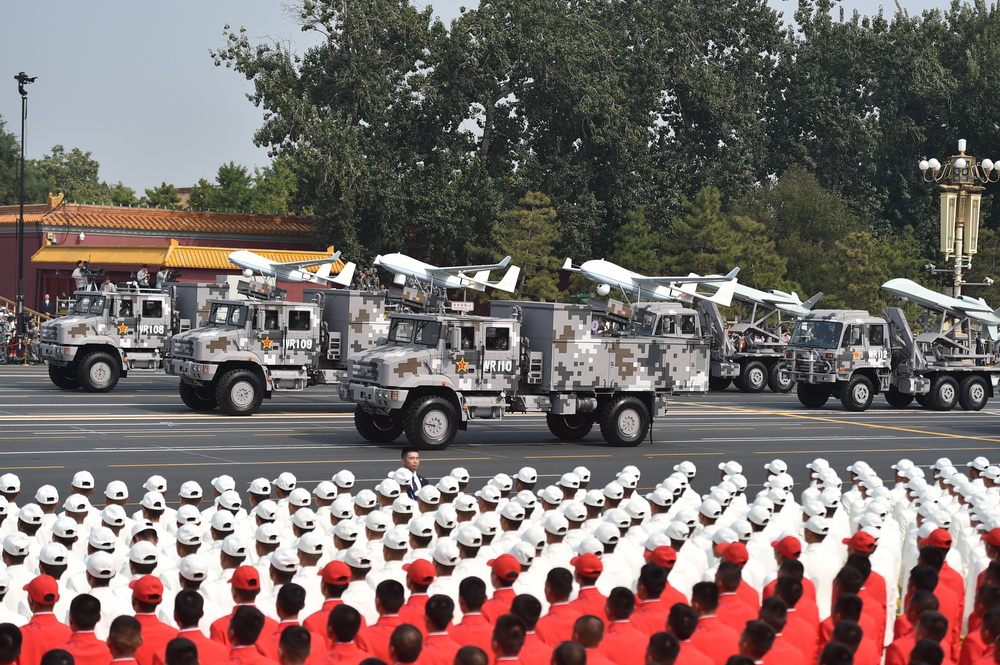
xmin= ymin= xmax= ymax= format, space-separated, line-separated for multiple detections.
xmin=919 ymin=139 xmax=999 ymax=297
xmin=13 ymin=72 xmax=35 ymax=341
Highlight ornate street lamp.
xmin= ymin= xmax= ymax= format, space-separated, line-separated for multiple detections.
xmin=919 ymin=139 xmax=999 ymax=296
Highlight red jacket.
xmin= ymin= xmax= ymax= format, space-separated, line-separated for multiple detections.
xmin=676 ymin=640 xmax=713 ymax=665
xmin=448 ymin=613 xmax=493 ymax=653
xmin=59 ymin=631 xmax=113 ymax=665
xmin=688 ymin=616 xmax=740 ymax=665
xmin=716 ymin=593 xmax=757 ymax=634
xmin=153 ymin=628 xmax=230 ymax=665
xmin=255 ymin=620 xmax=326 ymax=664
xmin=321 ymin=641 xmax=372 ymax=663
xmin=210 ymin=606 xmax=278 ymax=647
xmin=566 ymin=586 xmax=608 ymax=626
xmin=535 ymin=602 xmax=583 ymax=647
xmin=481 ymin=588 xmax=516 ymax=624
xmin=20 ymin=612 xmax=72 ymax=665
xmin=517 ymin=632 xmax=552 ymax=665
xmin=418 ymin=632 xmax=462 ymax=665
xmin=134 ymin=613 xmax=179 ymax=665
xmin=599 ymin=620 xmax=648 ymax=665
xmin=218 ymin=645 xmax=280 ymax=665
xmin=629 ymin=598 xmax=670 ymax=637
xmin=355 ymin=615 xmax=402 ymax=663
xmin=398 ymin=593 xmax=431 ymax=634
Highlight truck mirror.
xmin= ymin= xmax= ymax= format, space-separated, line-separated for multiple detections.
xmin=376 ymin=336 xmax=387 ymax=345
xmin=448 ymin=327 xmax=461 ymax=350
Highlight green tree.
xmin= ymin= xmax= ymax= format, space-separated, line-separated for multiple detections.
xmin=825 ymin=227 xmax=926 ymax=311
xmin=0 ymin=115 xmax=50 ymax=205
xmin=33 ymin=145 xmax=109 ymax=203
xmin=608 ymin=207 xmax=663 ymax=275
xmin=107 ymin=183 xmax=139 ymax=206
xmin=499 ymin=192 xmax=562 ymax=301
xmin=142 ymin=183 xmax=181 ymax=208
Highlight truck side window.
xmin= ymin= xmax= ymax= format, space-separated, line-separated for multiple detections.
xmin=461 ymin=326 xmax=475 ymax=349
xmin=486 ymin=327 xmax=510 ymax=350
xmin=869 ymin=325 xmax=885 ymax=346
xmin=680 ymin=315 xmax=696 ymax=334
xmin=289 ymin=311 xmax=310 ymax=331
xmin=848 ymin=325 xmax=862 ymax=346
xmin=656 ymin=318 xmax=675 ymax=336
xmin=120 ymin=300 xmax=134 ymax=318
xmin=264 ymin=311 xmax=279 ymax=330
xmin=142 ymin=301 xmax=162 ymax=318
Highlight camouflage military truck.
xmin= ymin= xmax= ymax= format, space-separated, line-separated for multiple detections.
xmin=699 ymin=301 xmax=794 ymax=394
xmin=38 ymin=282 xmax=228 ymax=392
xmin=340 ymin=299 xmax=716 ymax=450
xmin=787 ymin=307 xmax=1000 ymax=411
xmin=166 ymin=285 xmax=388 ymax=415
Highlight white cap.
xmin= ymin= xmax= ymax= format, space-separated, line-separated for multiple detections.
xmin=490 ymin=474 xmax=513 ymax=492
xmin=617 ymin=473 xmax=638 ymax=490
xmin=105 ymin=480 xmax=128 ymax=500
xmin=514 ymin=467 xmax=538 ymax=484
xmin=329 ymin=496 xmax=355 ymax=520
xmin=211 ymin=475 xmax=235 ymax=493
xmin=143 ymin=475 xmax=167 ymax=493
xmin=711 ymin=527 xmax=738 ymax=546
xmin=573 ymin=466 xmax=592 ymax=483
xmin=273 ymin=472 xmax=297 ymax=492
xmin=747 ymin=505 xmax=771 ymax=526
xmin=513 ymin=490 xmax=538 ymax=511
xmin=456 ymin=525 xmax=483 ymax=548
xmin=248 ymin=478 xmax=272 ymax=495
xmin=391 ymin=497 xmax=417 ymax=516
xmin=475 ymin=485 xmax=501 ymax=503
xmin=221 ymin=535 xmax=248 ymax=558
xmin=52 ymin=516 xmax=78 ymax=539
xmin=474 ymin=513 xmax=500 ymax=537
xmin=313 ymin=481 xmax=338 ymax=501
xmin=673 ymin=461 xmax=696 ymax=477
xmin=179 ymin=555 xmax=209 ymax=582
xmin=353 ymin=490 xmax=377 ymax=510
xmin=176 ymin=524 xmax=203 ymax=547
xmin=594 ymin=523 xmax=620 ymax=545
xmin=676 ymin=509 xmax=699 ymax=526
xmin=583 ymin=490 xmax=605 ymax=508
xmin=140 ymin=491 xmax=166 ymax=511
xmin=333 ymin=520 xmax=359 ymax=542
xmin=297 ymin=531 xmax=325 ymax=555
xmin=509 ymin=542 xmax=535 ymax=566
xmin=539 ymin=486 xmax=563 ymax=505
xmin=128 ymin=541 xmax=159 ymax=564
xmin=0 ymin=473 xmax=20 ymax=493
xmin=500 ymin=502 xmax=526 ymax=521
xmin=558 ymin=473 xmax=581 ymax=490
xmin=542 ymin=512 xmax=569 ymax=536
xmin=764 ymin=459 xmax=788 ymax=475
xmin=803 ymin=500 xmax=826 ymax=518
xmin=18 ymin=504 xmax=42 ymax=525
xmin=343 ymin=545 xmax=372 ymax=569
xmin=969 ymin=456 xmax=991 ymax=471
xmin=130 ymin=520 xmax=157 ymax=540
xmin=71 ymin=470 xmax=95 ymax=490
xmin=210 ymin=511 xmax=235 ymax=533
xmin=376 ymin=479 xmax=401 ymax=499
xmin=408 ymin=515 xmax=436 ymax=538
xmin=382 ymin=526 xmax=410 ymax=551
xmin=64 ymin=494 xmax=90 ymax=513
xmin=179 ymin=481 xmax=203 ymax=499
xmin=718 ymin=461 xmax=743 ymax=475
xmin=434 ymin=505 xmax=458 ymax=530
xmin=561 ymin=500 xmax=588 ymax=522
xmin=450 ymin=467 xmax=470 ymax=483
xmin=255 ymin=523 xmax=281 ymax=545
xmin=665 ymin=522 xmax=690 ymax=541
xmin=291 ymin=508 xmax=318 ymax=531
xmin=254 ymin=500 xmax=279 ymax=521
xmin=436 ymin=476 xmax=460 ymax=494
xmin=804 ymin=516 xmax=831 ymax=535
xmin=88 ymin=526 xmax=116 ymax=550
xmin=521 ymin=526 xmax=545 ymax=552
xmin=365 ymin=511 xmax=391 ymax=534
xmin=389 ymin=468 xmax=414 ymax=486
xmin=39 ymin=542 xmax=69 ymax=566
xmin=699 ymin=499 xmax=723 ymax=520
xmin=731 ymin=519 xmax=752 ymax=541
xmin=288 ymin=488 xmax=311 ymax=508
xmin=603 ymin=509 xmax=630 ymax=529
xmin=85 ymin=551 xmax=116 ymax=579
xmin=770 ymin=473 xmax=794 ymax=492
xmin=271 ymin=548 xmax=300 ymax=573
xmin=34 ymin=485 xmax=58 ymax=506
xmin=416 ymin=485 xmax=441 ymax=505
xmin=806 ymin=458 xmax=830 ymax=472
xmin=603 ymin=482 xmax=625 ymax=501
xmin=218 ymin=490 xmax=242 ymax=511
xmin=432 ymin=540 xmax=460 ymax=566
xmin=891 ymin=459 xmax=914 ymax=472
xmin=623 ymin=499 xmax=648 ymax=520
xmin=332 ymin=470 xmax=355 ymax=489
xmin=454 ymin=495 xmax=478 ymax=513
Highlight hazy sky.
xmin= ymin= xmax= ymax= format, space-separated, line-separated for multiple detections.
xmin=0 ymin=0 xmax=961 ymax=198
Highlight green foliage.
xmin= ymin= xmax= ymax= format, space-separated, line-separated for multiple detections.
xmin=187 ymin=161 xmax=296 ymax=215
xmin=499 ymin=192 xmax=562 ymax=301
xmin=608 ymin=208 xmax=663 ymax=275
xmin=824 ymin=227 xmax=927 ymax=311
xmin=33 ymin=145 xmax=110 ymax=203
xmin=142 ymin=183 xmax=182 ymax=208
xmin=107 ymin=183 xmax=139 ymax=207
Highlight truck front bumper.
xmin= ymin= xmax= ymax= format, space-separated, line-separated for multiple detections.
xmin=38 ymin=343 xmax=79 ymax=366
xmin=340 ymin=382 xmax=409 ymax=411
xmin=165 ymin=357 xmax=220 ymax=383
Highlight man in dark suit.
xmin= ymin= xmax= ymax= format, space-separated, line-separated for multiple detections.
xmin=39 ymin=294 xmax=54 ymax=316
xmin=402 ymin=446 xmax=429 ymax=500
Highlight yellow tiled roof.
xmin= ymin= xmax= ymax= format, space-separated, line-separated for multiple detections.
xmin=0 ymin=202 xmax=315 ymax=237
xmin=31 ymin=240 xmax=345 ymax=273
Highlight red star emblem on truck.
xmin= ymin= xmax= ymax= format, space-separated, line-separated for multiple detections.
xmin=456 ymin=357 xmax=469 ymax=372
xmin=262 ymin=337 xmax=274 ymax=350
xmin=853 ymin=350 xmax=861 ymax=359
xmin=117 ymin=323 xmax=129 ymax=335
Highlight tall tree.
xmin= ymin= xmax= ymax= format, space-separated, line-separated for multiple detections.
xmin=499 ymin=192 xmax=562 ymax=301
xmin=142 ymin=183 xmax=181 ymax=208
xmin=33 ymin=145 xmax=109 ymax=203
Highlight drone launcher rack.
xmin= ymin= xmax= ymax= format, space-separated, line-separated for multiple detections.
xmin=238 ymin=280 xmax=287 ymax=301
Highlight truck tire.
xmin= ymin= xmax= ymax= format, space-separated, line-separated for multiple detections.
xmin=915 ymin=393 xmax=932 ymax=408
xmin=546 ymin=413 xmax=595 ymax=440
xmin=216 ymin=369 xmax=264 ymax=416
xmin=48 ymin=365 xmax=80 ymax=390
xmin=929 ymin=375 xmax=958 ymax=411
xmin=404 ymin=396 xmax=457 ymax=450
xmin=599 ymin=397 xmax=649 ymax=447
xmin=735 ymin=360 xmax=767 ymax=393
xmin=768 ymin=361 xmax=794 ymax=393
xmin=796 ymin=383 xmax=828 ymax=408
xmin=885 ymin=387 xmax=914 ymax=408
xmin=77 ymin=351 xmax=120 ymax=393
xmin=841 ymin=374 xmax=874 ymax=411
xmin=355 ymin=407 xmax=404 ymax=442
xmin=179 ymin=381 xmax=218 ymax=412
xmin=708 ymin=376 xmax=732 ymax=391
xmin=959 ymin=375 xmax=989 ymax=411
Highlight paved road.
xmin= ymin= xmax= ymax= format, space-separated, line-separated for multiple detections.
xmin=1 ymin=365 xmax=997 ymax=503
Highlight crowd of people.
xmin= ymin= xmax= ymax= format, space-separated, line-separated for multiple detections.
xmin=0 ymin=449 xmax=994 ymax=665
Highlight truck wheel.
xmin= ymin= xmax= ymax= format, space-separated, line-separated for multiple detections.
xmin=796 ymin=383 xmax=828 ymax=408
xmin=929 ymin=375 xmax=958 ymax=411
xmin=216 ymin=369 xmax=264 ymax=416
xmin=77 ymin=352 xmax=120 ymax=392
xmin=885 ymin=387 xmax=914 ymax=408
xmin=599 ymin=397 xmax=649 ymax=447
xmin=546 ymin=413 xmax=595 ymax=440
xmin=768 ymin=361 xmax=794 ymax=393
xmin=355 ymin=407 xmax=404 ymax=442
xmin=708 ymin=376 xmax=732 ymax=391
xmin=959 ymin=375 xmax=989 ymax=411
xmin=48 ymin=365 xmax=80 ymax=390
xmin=179 ymin=381 xmax=218 ymax=412
xmin=404 ymin=396 xmax=457 ymax=450
xmin=735 ymin=360 xmax=767 ymax=393
xmin=841 ymin=375 xmax=874 ymax=411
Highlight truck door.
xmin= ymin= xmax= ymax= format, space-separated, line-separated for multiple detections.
xmin=481 ymin=325 xmax=517 ymax=392
xmin=445 ymin=322 xmax=479 ymax=391
xmin=843 ymin=324 xmax=864 ymax=367
xmin=867 ymin=323 xmax=890 ymax=368
xmin=280 ymin=308 xmax=317 ymax=365
xmin=137 ymin=297 xmax=169 ymax=347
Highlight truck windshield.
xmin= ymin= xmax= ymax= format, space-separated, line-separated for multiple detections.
xmin=73 ymin=295 xmax=105 ymax=315
xmin=791 ymin=321 xmax=843 ymax=349
xmin=209 ymin=304 xmax=248 ymax=326
xmin=414 ymin=320 xmax=441 ymax=346
xmin=389 ymin=318 xmax=414 ymax=343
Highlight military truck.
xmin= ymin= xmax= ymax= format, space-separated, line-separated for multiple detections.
xmin=38 ymin=282 xmax=228 ymax=392
xmin=340 ymin=299 xmax=717 ymax=449
xmin=165 ymin=284 xmax=388 ymax=415
xmin=787 ymin=305 xmax=1000 ymax=411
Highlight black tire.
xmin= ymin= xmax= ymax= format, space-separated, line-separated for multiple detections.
xmin=959 ymin=375 xmax=989 ymax=411
xmin=546 ymin=413 xmax=595 ymax=440
xmin=355 ymin=407 xmax=404 ymax=442
xmin=48 ymin=364 xmax=80 ymax=390
xmin=708 ymin=376 xmax=732 ymax=391
xmin=767 ymin=361 xmax=794 ymax=393
xmin=215 ymin=369 xmax=264 ymax=416
xmin=915 ymin=393 xmax=932 ymax=408
xmin=77 ymin=351 xmax=120 ymax=392
xmin=403 ymin=396 xmax=457 ymax=450
xmin=929 ymin=375 xmax=959 ymax=411
xmin=796 ymin=382 xmax=828 ymax=408
xmin=598 ymin=397 xmax=650 ymax=447
xmin=885 ymin=387 xmax=914 ymax=408
xmin=179 ymin=381 xmax=218 ymax=412
xmin=841 ymin=374 xmax=874 ymax=412
xmin=735 ymin=360 xmax=768 ymax=393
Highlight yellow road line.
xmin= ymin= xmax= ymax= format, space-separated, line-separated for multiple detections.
xmin=525 ymin=455 xmax=612 ymax=459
